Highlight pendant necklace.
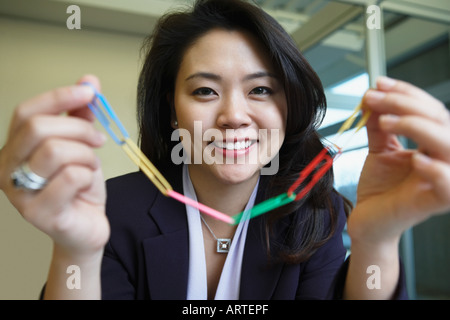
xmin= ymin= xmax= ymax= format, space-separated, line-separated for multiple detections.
xmin=200 ymin=215 xmax=232 ymax=253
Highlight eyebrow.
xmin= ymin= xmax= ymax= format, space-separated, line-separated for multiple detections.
xmin=185 ymin=72 xmax=221 ymax=82
xmin=185 ymin=71 xmax=278 ymax=82
xmin=244 ymin=71 xmax=278 ymax=81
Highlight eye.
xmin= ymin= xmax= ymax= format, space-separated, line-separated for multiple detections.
xmin=250 ymin=86 xmax=273 ymax=95
xmin=193 ymin=87 xmax=217 ymax=96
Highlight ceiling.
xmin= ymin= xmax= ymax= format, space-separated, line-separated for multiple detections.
xmin=1 ymin=0 xmax=449 ymax=94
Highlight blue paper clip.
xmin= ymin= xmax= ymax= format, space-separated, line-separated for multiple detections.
xmin=82 ymin=82 xmax=129 ymax=145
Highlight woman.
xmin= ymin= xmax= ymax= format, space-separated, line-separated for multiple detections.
xmin=1 ymin=0 xmax=449 ymax=300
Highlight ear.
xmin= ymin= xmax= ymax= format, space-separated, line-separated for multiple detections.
xmin=167 ymin=93 xmax=178 ymax=129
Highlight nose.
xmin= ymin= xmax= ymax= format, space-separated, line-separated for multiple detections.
xmin=216 ymin=93 xmax=252 ymax=129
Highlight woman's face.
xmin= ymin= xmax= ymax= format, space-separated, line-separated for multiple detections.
xmin=173 ymin=28 xmax=287 ymax=185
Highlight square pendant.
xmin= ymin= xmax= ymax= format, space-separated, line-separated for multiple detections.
xmin=217 ymin=239 xmax=231 ymax=253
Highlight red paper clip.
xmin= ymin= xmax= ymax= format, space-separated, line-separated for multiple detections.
xmin=287 ymin=147 xmax=337 ymax=201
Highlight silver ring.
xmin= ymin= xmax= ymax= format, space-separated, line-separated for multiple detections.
xmin=11 ymin=163 xmax=48 ymax=191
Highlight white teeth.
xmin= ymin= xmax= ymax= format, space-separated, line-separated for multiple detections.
xmin=214 ymin=140 xmax=253 ymax=150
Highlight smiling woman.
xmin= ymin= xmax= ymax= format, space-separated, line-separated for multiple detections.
xmin=135 ymin=0 xmax=349 ymax=299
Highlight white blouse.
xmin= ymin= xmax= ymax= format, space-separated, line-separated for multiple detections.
xmin=183 ymin=165 xmax=259 ymax=300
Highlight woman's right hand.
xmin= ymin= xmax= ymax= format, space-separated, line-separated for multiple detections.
xmin=0 ymin=75 xmax=110 ymax=257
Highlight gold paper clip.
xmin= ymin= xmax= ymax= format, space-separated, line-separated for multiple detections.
xmin=121 ymin=138 xmax=173 ymax=196
xmin=337 ymin=101 xmax=371 ymax=135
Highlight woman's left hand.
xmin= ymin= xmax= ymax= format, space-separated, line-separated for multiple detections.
xmin=348 ymin=76 xmax=450 ymax=245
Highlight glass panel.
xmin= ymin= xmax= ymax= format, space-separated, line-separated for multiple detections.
xmin=383 ymin=4 xmax=450 ymax=300
xmin=260 ymin=0 xmax=450 ymax=300
xmin=302 ymin=10 xmax=369 ymax=201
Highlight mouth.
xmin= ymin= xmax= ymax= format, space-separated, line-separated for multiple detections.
xmin=208 ymin=138 xmax=258 ymax=158
xmin=212 ymin=139 xmax=257 ymax=150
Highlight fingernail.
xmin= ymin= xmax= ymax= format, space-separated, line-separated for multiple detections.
xmin=96 ymin=131 xmax=107 ymax=144
xmin=365 ymin=90 xmax=386 ymax=103
xmin=72 ymin=85 xmax=94 ymax=99
xmin=413 ymin=152 xmax=432 ymax=168
xmin=379 ymin=114 xmax=400 ymax=129
xmin=377 ymin=76 xmax=397 ymax=89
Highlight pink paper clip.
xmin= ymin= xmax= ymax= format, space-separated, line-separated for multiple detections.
xmin=167 ymin=190 xmax=235 ymax=224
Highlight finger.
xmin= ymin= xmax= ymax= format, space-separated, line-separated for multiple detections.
xmin=9 ymin=83 xmax=96 ymax=134
xmin=376 ymin=76 xmax=434 ymax=101
xmin=412 ymin=152 xmax=450 ymax=214
xmin=7 ymin=115 xmax=106 ymax=171
xmin=23 ymin=165 xmax=97 ymax=233
xmin=70 ymin=75 xmax=102 ymax=122
xmin=28 ymin=138 xmax=101 ymax=179
xmin=365 ymin=110 xmax=404 ymax=153
xmin=379 ymin=114 xmax=450 ymax=161
xmin=363 ymin=78 xmax=449 ymax=125
xmin=76 ymin=74 xmax=101 ymax=93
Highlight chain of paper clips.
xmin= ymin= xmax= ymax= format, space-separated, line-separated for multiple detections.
xmin=84 ymin=82 xmax=371 ymax=225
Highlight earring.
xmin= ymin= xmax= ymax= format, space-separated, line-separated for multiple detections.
xmin=174 ymin=120 xmax=178 ymax=126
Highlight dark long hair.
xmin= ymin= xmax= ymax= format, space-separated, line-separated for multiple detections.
xmin=137 ymin=0 xmax=351 ymax=264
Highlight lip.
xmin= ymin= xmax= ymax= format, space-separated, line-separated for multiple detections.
xmin=211 ymin=138 xmax=258 ymax=157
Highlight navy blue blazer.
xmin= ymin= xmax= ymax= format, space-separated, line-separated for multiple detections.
xmin=101 ymin=166 xmax=407 ymax=300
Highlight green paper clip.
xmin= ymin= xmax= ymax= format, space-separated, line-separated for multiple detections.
xmin=232 ymin=192 xmax=296 ymax=225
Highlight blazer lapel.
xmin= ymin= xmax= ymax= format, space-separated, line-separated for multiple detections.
xmin=239 ymin=177 xmax=287 ymax=299
xmin=239 ymin=215 xmax=285 ymax=299
xmin=142 ymin=166 xmax=190 ymax=300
